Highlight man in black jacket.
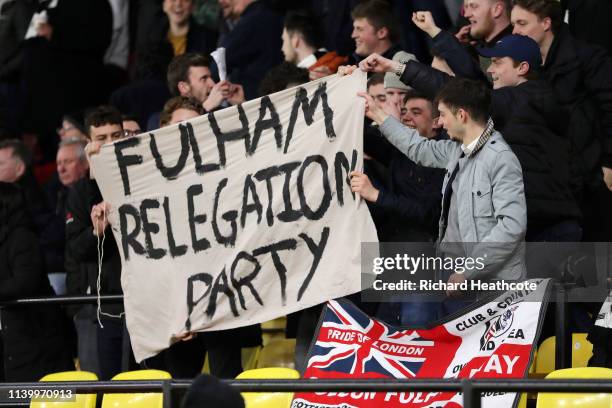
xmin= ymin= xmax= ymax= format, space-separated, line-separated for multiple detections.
xmin=440 ymin=0 xmax=514 ymax=76
xmin=510 ymin=0 xmax=612 ymax=242
xmin=359 ymin=32 xmax=581 ymax=242
xmin=65 ymin=105 xmax=134 ymax=380
xmin=354 ymin=90 xmax=445 ymax=243
xmin=0 ymin=182 xmax=74 ymax=381
xmin=511 ymin=0 xmax=612 ymax=369
xmin=0 ymin=139 xmax=58 ymax=266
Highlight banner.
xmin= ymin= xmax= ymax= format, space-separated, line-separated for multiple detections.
xmin=90 ymin=70 xmax=377 ymax=361
xmin=294 ymin=278 xmax=551 ymax=408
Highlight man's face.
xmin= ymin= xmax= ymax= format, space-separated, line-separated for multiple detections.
xmin=122 ymin=120 xmax=141 ymax=138
xmin=181 ymin=66 xmax=215 ymax=103
xmin=402 ymin=98 xmax=437 ymax=138
xmin=281 ymin=28 xmax=298 ymax=64
xmin=0 ymin=147 xmax=23 ymax=183
xmin=89 ymin=123 xmax=124 ymax=145
xmin=511 ymin=6 xmax=549 ymax=46
xmin=352 ymin=18 xmax=383 ymax=57
xmin=367 ymin=83 xmax=387 ymax=110
xmin=56 ymin=145 xmax=88 ymax=187
xmin=385 ymin=87 xmax=408 ymax=107
xmin=487 ymin=56 xmax=524 ymax=89
xmin=163 ymin=0 xmax=193 ymax=26
xmin=169 ymin=108 xmax=200 ymax=125
xmin=437 ymin=102 xmax=464 ymax=142
xmin=464 ymin=0 xmax=496 ymax=40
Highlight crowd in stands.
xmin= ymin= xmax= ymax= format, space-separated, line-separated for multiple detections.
xmin=1 ymin=0 xmax=612 ymax=385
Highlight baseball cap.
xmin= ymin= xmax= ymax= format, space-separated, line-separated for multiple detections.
xmin=478 ymin=34 xmax=542 ymax=69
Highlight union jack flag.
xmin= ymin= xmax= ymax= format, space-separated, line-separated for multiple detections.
xmin=307 ymin=300 xmax=434 ymax=378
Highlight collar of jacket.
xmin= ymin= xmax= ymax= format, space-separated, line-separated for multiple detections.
xmin=241 ymin=0 xmax=262 ymax=19
xmin=352 ymin=43 xmax=402 ymax=64
xmin=480 ymin=24 xmax=513 ymax=48
xmin=465 ymin=118 xmax=495 ymax=158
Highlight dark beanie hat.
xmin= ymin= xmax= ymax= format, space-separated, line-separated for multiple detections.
xmin=181 ymin=374 xmax=245 ymax=408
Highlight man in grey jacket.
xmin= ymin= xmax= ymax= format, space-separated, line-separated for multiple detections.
xmin=347 ymin=69 xmax=527 ymax=294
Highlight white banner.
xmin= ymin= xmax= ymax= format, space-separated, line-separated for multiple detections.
xmin=91 ymin=70 xmax=377 ymax=361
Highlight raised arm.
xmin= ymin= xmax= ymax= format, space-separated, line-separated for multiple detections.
xmin=412 ymin=11 xmax=487 ymax=81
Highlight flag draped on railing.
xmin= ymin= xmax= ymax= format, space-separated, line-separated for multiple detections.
xmin=294 ymin=278 xmax=551 ymax=408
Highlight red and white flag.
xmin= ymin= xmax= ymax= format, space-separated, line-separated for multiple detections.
xmin=293 ymin=278 xmax=551 ymax=408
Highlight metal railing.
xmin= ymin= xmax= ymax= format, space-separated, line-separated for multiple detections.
xmin=1 ymin=378 xmax=612 ymax=408
xmin=0 ymin=284 xmax=608 ymax=408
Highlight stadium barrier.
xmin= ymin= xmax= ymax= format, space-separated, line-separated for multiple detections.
xmin=0 ymin=282 xmax=606 ymax=408
xmin=1 ymin=378 xmax=612 ymax=408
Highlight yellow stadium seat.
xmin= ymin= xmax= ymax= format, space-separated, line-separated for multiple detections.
xmin=31 ymin=371 xmax=98 ymax=408
xmin=237 ymin=367 xmax=300 ymax=408
xmin=536 ymin=367 xmax=612 ymax=408
xmin=262 ymin=318 xmax=287 ymax=346
xmin=571 ymin=333 xmax=593 ymax=368
xmin=536 ymin=336 xmax=556 ymax=374
xmin=101 ymin=369 xmax=171 ymax=408
xmin=535 ymin=334 xmax=593 ymax=375
xmin=261 ymin=318 xmax=287 ymax=331
xmin=517 ymin=393 xmax=528 ymax=408
xmin=257 ymin=339 xmax=296 ymax=369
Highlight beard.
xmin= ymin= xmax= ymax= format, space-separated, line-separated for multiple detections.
xmin=470 ymin=16 xmax=495 ymax=40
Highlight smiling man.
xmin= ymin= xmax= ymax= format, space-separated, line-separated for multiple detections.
xmin=352 ymin=89 xmax=445 ymax=244
xmin=401 ymin=91 xmax=442 ymax=139
xmin=413 ymin=4 xmax=512 ymax=78
xmin=479 ymin=34 xmax=581 ymax=241
xmin=463 ymin=0 xmax=513 ymax=44
xmin=349 ymin=0 xmax=403 ymax=64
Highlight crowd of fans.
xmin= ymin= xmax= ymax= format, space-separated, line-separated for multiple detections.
xmin=1 ymin=0 xmax=611 ymax=385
